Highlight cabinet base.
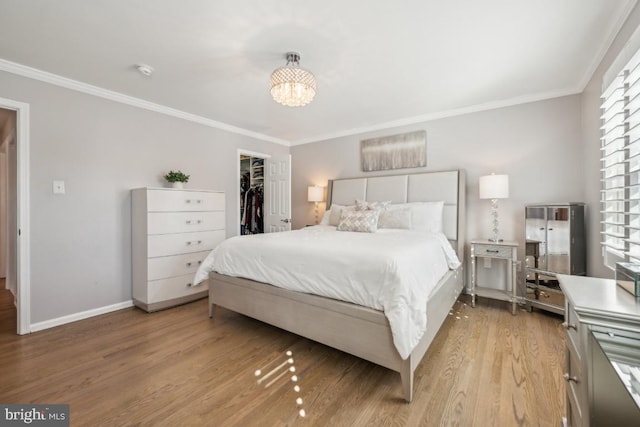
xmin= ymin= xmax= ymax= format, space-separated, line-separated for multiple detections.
xmin=134 ymin=291 xmax=207 ymax=313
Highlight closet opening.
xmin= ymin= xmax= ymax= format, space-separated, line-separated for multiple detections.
xmin=239 ymin=151 xmax=268 ymax=235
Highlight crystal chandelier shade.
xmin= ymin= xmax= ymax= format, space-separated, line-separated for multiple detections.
xmin=270 ymin=52 xmax=317 ymax=107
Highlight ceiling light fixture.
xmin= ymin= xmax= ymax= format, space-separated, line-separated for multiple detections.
xmin=136 ymin=64 xmax=154 ymax=77
xmin=270 ymin=52 xmax=316 ymax=107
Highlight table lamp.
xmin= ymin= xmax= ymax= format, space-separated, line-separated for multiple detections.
xmin=479 ymin=173 xmax=509 ymax=242
xmin=307 ymin=186 xmax=324 ymax=224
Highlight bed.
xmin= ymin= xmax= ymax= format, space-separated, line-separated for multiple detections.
xmin=200 ymin=169 xmax=466 ymax=402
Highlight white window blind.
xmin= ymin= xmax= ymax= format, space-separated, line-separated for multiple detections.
xmin=601 ymin=48 xmax=640 ymax=268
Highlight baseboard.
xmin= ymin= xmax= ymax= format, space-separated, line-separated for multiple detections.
xmin=30 ymin=300 xmax=134 ymax=333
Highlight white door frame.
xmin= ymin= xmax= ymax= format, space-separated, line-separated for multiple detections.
xmin=237 ymin=149 xmax=270 ymax=236
xmin=0 ymin=96 xmax=30 ymax=335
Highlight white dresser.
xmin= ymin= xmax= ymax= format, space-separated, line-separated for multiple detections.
xmin=132 ymin=188 xmax=225 ymax=312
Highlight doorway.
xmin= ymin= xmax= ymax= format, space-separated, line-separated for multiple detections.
xmin=239 ymin=152 xmax=267 ymax=235
xmin=0 ymin=97 xmax=30 ymax=335
xmin=237 ymin=150 xmax=292 ymax=235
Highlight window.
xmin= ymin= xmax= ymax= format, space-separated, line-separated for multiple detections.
xmin=601 ymin=48 xmax=640 ymax=268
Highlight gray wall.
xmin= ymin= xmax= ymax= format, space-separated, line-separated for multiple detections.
xmin=581 ymin=3 xmax=640 ymax=279
xmin=290 ymin=2 xmax=640 ymax=282
xmin=0 ymin=70 xmax=288 ymax=324
xmin=5 ymin=0 xmax=640 ymax=324
xmin=291 ymin=95 xmax=585 ymax=289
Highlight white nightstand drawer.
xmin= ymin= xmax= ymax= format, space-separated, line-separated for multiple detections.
xmin=148 ymin=274 xmax=207 ymax=303
xmin=148 ymin=230 xmax=225 ymax=257
xmin=147 ymin=251 xmax=210 ymax=281
xmin=473 ymin=244 xmax=512 ymax=259
xmin=147 ymin=189 xmax=225 ymax=212
xmin=147 ymin=211 xmax=225 ymax=234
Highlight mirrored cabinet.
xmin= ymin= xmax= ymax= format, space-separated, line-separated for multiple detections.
xmin=524 ymin=203 xmax=586 ymax=314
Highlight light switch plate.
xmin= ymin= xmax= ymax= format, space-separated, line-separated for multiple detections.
xmin=53 ymin=180 xmax=65 ymax=194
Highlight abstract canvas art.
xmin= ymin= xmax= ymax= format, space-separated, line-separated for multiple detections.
xmin=361 ymin=130 xmax=426 ymax=172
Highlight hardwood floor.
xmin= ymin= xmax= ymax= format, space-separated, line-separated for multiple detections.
xmin=0 ymin=290 xmax=565 ymax=426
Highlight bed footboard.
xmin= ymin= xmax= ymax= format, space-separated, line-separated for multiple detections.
xmin=208 ymin=265 xmax=463 ymax=403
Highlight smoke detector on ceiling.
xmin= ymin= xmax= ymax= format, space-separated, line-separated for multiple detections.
xmin=136 ymin=64 xmax=154 ymax=77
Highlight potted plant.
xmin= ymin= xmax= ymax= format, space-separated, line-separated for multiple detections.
xmin=164 ymin=170 xmax=190 ymax=189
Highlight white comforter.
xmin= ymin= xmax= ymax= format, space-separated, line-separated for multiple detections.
xmin=194 ymin=226 xmax=460 ymax=359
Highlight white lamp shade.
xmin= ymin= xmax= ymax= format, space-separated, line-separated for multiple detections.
xmin=307 ymin=186 xmax=324 ymax=202
xmin=479 ymin=174 xmax=509 ymax=199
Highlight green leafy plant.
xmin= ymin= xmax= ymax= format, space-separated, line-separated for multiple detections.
xmin=164 ymin=170 xmax=190 ymax=183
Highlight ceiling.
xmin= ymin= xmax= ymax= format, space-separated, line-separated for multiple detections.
xmin=0 ymin=0 xmax=635 ymax=145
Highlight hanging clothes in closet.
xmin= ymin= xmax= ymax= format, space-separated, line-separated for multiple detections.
xmin=241 ymin=184 xmax=263 ymax=235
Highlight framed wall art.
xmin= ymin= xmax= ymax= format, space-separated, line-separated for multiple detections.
xmin=361 ymin=130 xmax=426 ymax=172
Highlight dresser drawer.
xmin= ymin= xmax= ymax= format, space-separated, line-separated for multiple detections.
xmin=147 ymin=251 xmax=210 ymax=281
xmin=566 ymin=381 xmax=584 ymax=427
xmin=565 ymin=340 xmax=586 ymax=426
xmin=148 ymin=230 xmax=225 ymax=257
xmin=147 ymin=211 xmax=225 ymax=234
xmin=148 ymin=274 xmax=206 ymax=303
xmin=473 ymin=244 xmax=512 ymax=259
xmin=565 ymin=302 xmax=581 ymax=355
xmin=147 ymin=189 xmax=225 ymax=212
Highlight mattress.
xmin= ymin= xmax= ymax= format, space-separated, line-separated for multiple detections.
xmin=194 ymin=225 xmax=461 ymax=359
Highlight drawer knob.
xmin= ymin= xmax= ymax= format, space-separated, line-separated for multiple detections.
xmin=186 ymin=262 xmax=192 ymax=267
xmin=186 ymin=199 xmax=192 ymax=203
xmin=186 ymin=220 xmax=192 ymax=224
xmin=186 ymin=241 xmax=192 ymax=245
xmin=562 ymin=322 xmax=577 ymax=331
xmin=197 ymin=220 xmax=202 ymax=224
xmin=187 ymin=283 xmax=192 ymax=287
xmin=563 ymin=373 xmax=578 ymax=383
xmin=197 ymin=199 xmax=202 ymax=204
xmin=198 ymin=260 xmax=202 ymax=265
xmin=197 ymin=240 xmax=202 ymax=244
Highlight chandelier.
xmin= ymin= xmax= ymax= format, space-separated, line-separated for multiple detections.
xmin=270 ymin=52 xmax=317 ymax=107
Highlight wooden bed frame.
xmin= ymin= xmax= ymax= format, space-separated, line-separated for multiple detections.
xmin=208 ymin=169 xmax=466 ymax=402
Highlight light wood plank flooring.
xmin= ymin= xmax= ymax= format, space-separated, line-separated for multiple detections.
xmin=0 ymin=290 xmax=565 ymax=426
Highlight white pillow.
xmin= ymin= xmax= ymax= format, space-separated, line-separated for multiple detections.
xmin=337 ymin=209 xmax=380 ymax=233
xmin=329 ymin=204 xmax=356 ymax=226
xmin=319 ymin=210 xmax=331 ymax=225
xmin=398 ymin=201 xmax=444 ymax=232
xmin=378 ymin=207 xmax=412 ymax=229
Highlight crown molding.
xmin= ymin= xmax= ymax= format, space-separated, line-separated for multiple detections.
xmin=289 ymin=88 xmax=581 ymax=146
xmin=0 ymin=59 xmax=290 ymax=146
xmin=576 ymin=0 xmax=638 ymax=92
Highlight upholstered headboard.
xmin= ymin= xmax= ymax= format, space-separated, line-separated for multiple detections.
xmin=327 ymin=170 xmax=466 ymax=259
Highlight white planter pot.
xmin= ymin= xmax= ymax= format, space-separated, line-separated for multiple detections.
xmin=171 ymin=182 xmax=184 ymax=189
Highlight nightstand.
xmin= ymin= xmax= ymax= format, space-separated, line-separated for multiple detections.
xmin=470 ymin=239 xmax=519 ymax=315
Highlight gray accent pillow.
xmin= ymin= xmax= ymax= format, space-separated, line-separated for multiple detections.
xmin=337 ymin=209 xmax=380 ymax=233
xmin=355 ymin=199 xmax=391 ymax=211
